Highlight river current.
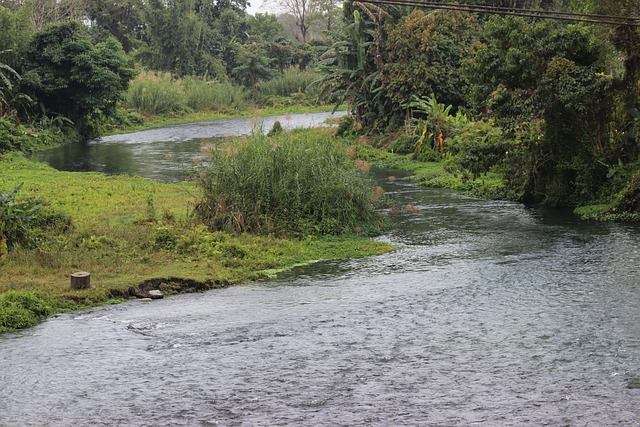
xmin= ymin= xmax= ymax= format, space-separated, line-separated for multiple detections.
xmin=4 ymin=115 xmax=640 ymax=425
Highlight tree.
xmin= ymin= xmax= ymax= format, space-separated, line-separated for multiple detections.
xmin=0 ymin=50 xmax=21 ymax=117
xmin=279 ymin=0 xmax=312 ymax=42
xmin=308 ymin=0 xmax=342 ymax=34
xmin=19 ymin=0 xmax=86 ymax=32
xmin=467 ymin=17 xmax=614 ymax=205
xmin=231 ymin=43 xmax=275 ymax=87
xmin=246 ymin=12 xmax=288 ymax=42
xmin=385 ymin=9 xmax=481 ymax=111
xmin=25 ymin=21 xmax=136 ymax=136
xmin=319 ymin=2 xmax=395 ymax=130
xmin=84 ymin=0 xmax=144 ymax=52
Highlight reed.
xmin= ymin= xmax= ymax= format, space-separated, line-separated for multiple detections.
xmin=125 ymin=71 xmax=188 ymax=115
xmin=182 ymin=76 xmax=245 ymax=112
xmin=254 ymin=69 xmax=324 ymax=105
xmin=125 ymin=71 xmax=246 ymax=116
xmin=196 ymin=129 xmax=383 ymax=236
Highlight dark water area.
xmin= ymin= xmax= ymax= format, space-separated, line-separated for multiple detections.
xmin=1 ymin=167 xmax=639 ymax=426
xmin=30 ymin=111 xmax=346 ymax=182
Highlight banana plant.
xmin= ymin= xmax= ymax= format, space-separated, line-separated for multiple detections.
xmin=317 ymin=4 xmax=395 ymax=131
xmin=0 ymin=50 xmax=21 ymax=117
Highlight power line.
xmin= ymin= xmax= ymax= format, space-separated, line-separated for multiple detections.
xmin=364 ymin=0 xmax=640 ymax=26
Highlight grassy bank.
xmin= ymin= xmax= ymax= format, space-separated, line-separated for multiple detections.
xmin=0 ymin=153 xmax=393 ymax=333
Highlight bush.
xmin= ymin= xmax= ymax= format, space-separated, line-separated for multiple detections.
xmin=195 ymin=130 xmax=384 ymax=236
xmin=252 ymin=69 xmax=325 ymax=106
xmin=183 ymin=77 xmax=245 ymax=112
xmin=446 ymin=120 xmax=510 ymax=179
xmin=125 ymin=72 xmax=247 ymax=115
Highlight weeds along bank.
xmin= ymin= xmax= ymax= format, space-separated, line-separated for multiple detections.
xmin=0 ymin=129 xmax=394 ymax=333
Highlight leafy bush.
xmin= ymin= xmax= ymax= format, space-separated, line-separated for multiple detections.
xmin=195 ymin=130 xmax=383 ymax=236
xmin=446 ymin=120 xmax=510 ymax=179
xmin=0 ymin=118 xmax=66 ymax=154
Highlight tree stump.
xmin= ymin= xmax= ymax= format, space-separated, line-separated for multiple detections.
xmin=70 ymin=272 xmax=91 ymax=289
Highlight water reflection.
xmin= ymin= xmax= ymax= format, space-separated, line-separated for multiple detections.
xmin=31 ymin=111 xmax=346 ymax=182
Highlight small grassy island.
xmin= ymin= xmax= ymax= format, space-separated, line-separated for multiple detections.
xmin=0 ymin=129 xmax=395 ymax=333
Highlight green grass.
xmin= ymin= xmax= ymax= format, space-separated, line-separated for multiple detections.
xmin=0 ymin=153 xmax=394 ymax=332
xmin=195 ymin=129 xmax=386 ymax=236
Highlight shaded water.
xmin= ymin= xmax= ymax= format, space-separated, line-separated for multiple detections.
xmin=1 ymin=169 xmax=639 ymax=426
xmin=31 ymin=111 xmax=346 ymax=182
xmin=6 ymin=117 xmax=640 ymax=425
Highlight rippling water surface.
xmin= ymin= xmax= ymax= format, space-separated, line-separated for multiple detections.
xmin=6 ymin=120 xmax=640 ymax=426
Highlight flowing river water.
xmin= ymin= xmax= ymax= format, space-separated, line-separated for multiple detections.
xmin=3 ymin=113 xmax=640 ymax=425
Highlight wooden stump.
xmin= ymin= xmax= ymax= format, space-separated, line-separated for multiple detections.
xmin=70 ymin=271 xmax=91 ymax=289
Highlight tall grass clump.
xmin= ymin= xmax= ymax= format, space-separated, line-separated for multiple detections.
xmin=125 ymin=71 xmax=188 ymax=115
xmin=195 ymin=130 xmax=383 ymax=236
xmin=182 ymin=76 xmax=245 ymax=112
xmin=254 ymin=69 xmax=324 ymax=105
xmin=125 ymin=72 xmax=248 ymax=116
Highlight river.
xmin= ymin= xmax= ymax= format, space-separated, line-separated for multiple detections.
xmin=4 ymin=114 xmax=640 ymax=425
xmin=30 ymin=111 xmax=346 ymax=182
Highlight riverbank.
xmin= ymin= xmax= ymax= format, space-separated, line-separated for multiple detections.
xmin=0 ymin=153 xmax=393 ymax=333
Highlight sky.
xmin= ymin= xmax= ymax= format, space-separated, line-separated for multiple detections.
xmin=246 ymin=0 xmax=283 ymax=15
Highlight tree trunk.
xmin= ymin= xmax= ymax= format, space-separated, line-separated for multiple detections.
xmin=70 ymin=272 xmax=91 ymax=289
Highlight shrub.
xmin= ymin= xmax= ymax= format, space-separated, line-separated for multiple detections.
xmin=125 ymin=71 xmax=247 ymax=115
xmin=195 ymin=130 xmax=383 ymax=236
xmin=446 ymin=120 xmax=511 ymax=179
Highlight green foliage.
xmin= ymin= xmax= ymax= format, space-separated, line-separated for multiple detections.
xmin=610 ymin=169 xmax=640 ymax=214
xmin=195 ymin=129 xmax=384 ymax=236
xmin=0 ymin=182 xmax=70 ymax=251
xmin=319 ymin=6 xmax=395 ymax=131
xmin=25 ymin=21 xmax=136 ymax=136
xmin=446 ymin=120 xmax=510 ymax=179
xmin=0 ymin=290 xmax=56 ymax=331
xmin=183 ymin=76 xmax=244 ymax=112
xmin=0 ymin=183 xmax=43 ymax=249
xmin=466 ymin=17 xmax=615 ymax=205
xmin=125 ymin=72 xmax=245 ymax=116
xmin=246 ymin=13 xmax=288 ymax=43
xmin=385 ymin=10 xmax=481 ymax=110
xmin=254 ymin=69 xmax=324 ymax=106
xmin=231 ymin=43 xmax=277 ymax=88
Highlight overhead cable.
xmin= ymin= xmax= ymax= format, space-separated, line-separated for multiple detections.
xmin=364 ymin=0 xmax=640 ymax=26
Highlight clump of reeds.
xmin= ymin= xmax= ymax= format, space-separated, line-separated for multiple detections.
xmin=182 ymin=77 xmax=245 ymax=112
xmin=125 ymin=71 xmax=188 ymax=115
xmin=195 ymin=130 xmax=383 ymax=236
xmin=125 ymin=71 xmax=246 ymax=115
xmin=256 ymin=69 xmax=323 ymax=98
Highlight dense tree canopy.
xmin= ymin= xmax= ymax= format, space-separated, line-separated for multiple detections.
xmin=25 ymin=21 xmax=136 ymax=133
